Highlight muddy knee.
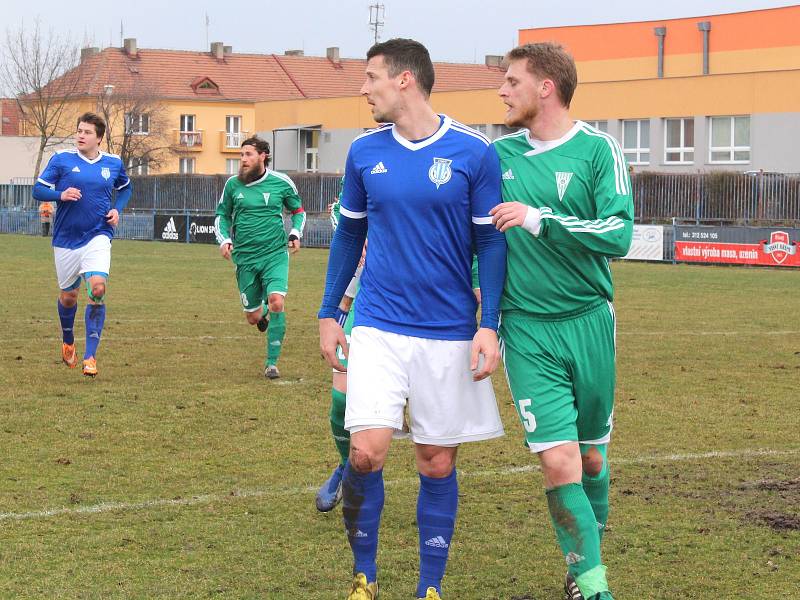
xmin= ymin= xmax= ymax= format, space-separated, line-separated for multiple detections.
xmin=582 ymin=446 xmax=604 ymax=477
xmin=350 ymin=446 xmax=376 ymax=473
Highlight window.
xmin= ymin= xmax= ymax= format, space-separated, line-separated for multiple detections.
xmin=225 ymin=115 xmax=242 ymax=147
xmin=664 ymin=118 xmax=694 ymax=164
xmin=180 ymin=114 xmax=196 ymax=132
xmin=709 ymin=116 xmax=750 ymax=163
xmin=226 ymin=159 xmax=240 ymax=175
xmin=585 ymin=120 xmax=608 ymax=133
xmin=125 ymin=113 xmax=149 ymax=135
xmin=179 ymin=157 xmax=195 ymax=174
xmin=622 ymin=119 xmax=650 ymax=165
xmin=127 ymin=157 xmax=149 ymax=175
xmin=303 ymin=129 xmax=319 ymax=173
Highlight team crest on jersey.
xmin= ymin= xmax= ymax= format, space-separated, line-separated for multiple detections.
xmin=555 ymin=171 xmax=573 ymax=201
xmin=263 ymin=192 xmax=270 ymax=206
xmin=101 ymin=167 xmax=111 ymax=180
xmin=428 ymin=157 xmax=452 ymax=189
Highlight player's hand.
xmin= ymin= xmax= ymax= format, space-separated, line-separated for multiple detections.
xmin=490 ymin=201 xmax=528 ymax=232
xmin=288 ymin=237 xmax=301 ymax=254
xmin=220 ymin=242 xmax=233 ymax=260
xmin=60 ymin=187 xmax=81 ymax=201
xmin=471 ymin=327 xmax=499 ymax=381
xmin=105 ymin=209 xmax=119 ymax=226
xmin=319 ymin=318 xmax=347 ymax=372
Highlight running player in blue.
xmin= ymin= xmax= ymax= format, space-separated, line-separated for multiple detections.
xmin=32 ymin=112 xmax=131 ymax=377
xmin=319 ymin=39 xmax=507 ymax=600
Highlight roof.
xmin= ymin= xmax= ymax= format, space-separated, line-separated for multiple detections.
xmin=62 ymin=47 xmax=506 ymax=103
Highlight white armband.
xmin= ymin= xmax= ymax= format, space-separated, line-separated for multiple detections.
xmin=522 ymin=206 xmax=542 ymax=237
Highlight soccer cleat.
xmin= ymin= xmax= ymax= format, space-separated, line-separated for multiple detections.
xmin=315 ymin=463 xmax=345 ymax=512
xmin=61 ymin=343 xmax=78 ymax=368
xmin=264 ymin=364 xmax=280 ymax=379
xmin=82 ymin=357 xmax=97 ymax=378
xmin=564 ymin=572 xmax=584 ymax=600
xmin=347 ymin=573 xmax=378 ymax=600
xmin=256 ymin=315 xmax=269 ymax=333
xmin=418 ymin=587 xmax=442 ymax=600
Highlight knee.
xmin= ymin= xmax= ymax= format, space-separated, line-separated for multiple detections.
xmin=417 ymin=447 xmax=457 ymax=478
xmin=245 ymin=311 xmax=261 ymax=325
xmin=350 ymin=445 xmax=380 ymax=473
xmin=268 ymin=295 xmax=284 ymax=313
xmin=581 ymin=446 xmax=605 ymax=477
xmin=60 ymin=291 xmax=78 ymax=307
xmin=89 ymin=282 xmax=105 ymax=303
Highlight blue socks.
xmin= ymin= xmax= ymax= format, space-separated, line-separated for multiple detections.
xmin=84 ymin=304 xmax=106 ymax=359
xmin=342 ymin=465 xmax=384 ymax=583
xmin=57 ymin=300 xmax=77 ymax=344
xmin=416 ymin=469 xmax=459 ymax=597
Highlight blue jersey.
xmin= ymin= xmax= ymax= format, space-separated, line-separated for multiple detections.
xmin=37 ymin=149 xmax=130 ymax=250
xmin=339 ymin=115 xmax=502 ymax=340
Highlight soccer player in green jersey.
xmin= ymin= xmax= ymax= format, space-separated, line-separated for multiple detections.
xmin=490 ymin=43 xmax=633 ymax=600
xmin=215 ymin=136 xmax=306 ymax=379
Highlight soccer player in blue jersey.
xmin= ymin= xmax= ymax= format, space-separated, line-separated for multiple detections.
xmin=319 ymin=39 xmax=507 ymax=600
xmin=33 ymin=112 xmax=131 ymax=377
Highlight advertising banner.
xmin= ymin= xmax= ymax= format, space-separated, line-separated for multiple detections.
xmin=154 ymin=214 xmax=187 ymax=242
xmin=188 ymin=215 xmax=218 ymax=244
xmin=624 ymin=225 xmax=664 ymax=261
xmin=674 ymin=226 xmax=799 ymax=267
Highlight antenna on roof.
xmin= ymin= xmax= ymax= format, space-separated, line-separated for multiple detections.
xmin=368 ymin=4 xmax=385 ymax=45
xmin=120 ymin=20 xmax=124 ymax=47
xmin=205 ymin=13 xmax=210 ymax=50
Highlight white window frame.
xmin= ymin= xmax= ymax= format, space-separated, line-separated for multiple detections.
xmin=622 ymin=119 xmax=650 ymax=165
xmin=709 ymin=116 xmax=750 ymax=164
xmin=179 ymin=157 xmax=195 ymax=174
xmin=226 ymin=158 xmax=240 ymax=175
xmin=664 ymin=117 xmax=695 ymax=165
xmin=180 ymin=114 xmax=195 ymax=132
xmin=127 ymin=157 xmax=149 ymax=175
xmin=585 ymin=120 xmax=608 ymax=133
xmin=225 ymin=115 xmax=243 ymax=148
xmin=125 ymin=112 xmax=149 ymax=135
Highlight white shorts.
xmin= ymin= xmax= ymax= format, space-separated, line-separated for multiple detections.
xmin=53 ymin=235 xmax=111 ymax=290
xmin=345 ymin=326 xmax=505 ymax=446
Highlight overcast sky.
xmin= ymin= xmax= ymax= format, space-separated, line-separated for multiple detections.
xmin=4 ymin=0 xmax=796 ymax=63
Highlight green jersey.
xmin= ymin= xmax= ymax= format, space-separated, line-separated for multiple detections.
xmin=493 ymin=122 xmax=634 ymax=317
xmin=215 ymin=169 xmax=306 ymax=265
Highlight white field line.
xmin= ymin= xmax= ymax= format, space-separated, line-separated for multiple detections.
xmin=1 ymin=448 xmax=796 ymax=523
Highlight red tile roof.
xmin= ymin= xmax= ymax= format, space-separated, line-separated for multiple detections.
xmin=0 ymin=99 xmax=21 ymax=135
xmin=64 ymin=47 xmax=505 ymax=102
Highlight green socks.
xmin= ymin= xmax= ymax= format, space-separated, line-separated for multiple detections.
xmin=546 ymin=482 xmax=610 ymax=599
xmin=266 ymin=311 xmax=286 ymax=366
xmin=580 ymin=443 xmax=610 ymax=543
xmin=329 ymin=388 xmax=350 ymax=465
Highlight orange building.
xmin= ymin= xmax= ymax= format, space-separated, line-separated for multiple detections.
xmin=519 ymin=5 xmax=800 ymax=172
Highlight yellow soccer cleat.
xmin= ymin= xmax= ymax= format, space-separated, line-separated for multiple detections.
xmin=418 ymin=588 xmax=442 ymax=600
xmin=61 ymin=343 xmax=78 ymax=368
xmin=82 ymin=357 xmax=98 ymax=378
xmin=347 ymin=573 xmax=378 ymax=600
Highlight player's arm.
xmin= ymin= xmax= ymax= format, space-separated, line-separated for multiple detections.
xmin=107 ymin=161 xmax=132 ymax=226
xmin=33 ymin=154 xmax=78 ymax=202
xmin=283 ymin=184 xmax=305 ymax=254
xmin=214 ymin=180 xmax=235 ymax=259
xmin=492 ymin=141 xmax=634 ymax=257
xmin=470 ymin=144 xmax=507 ymax=380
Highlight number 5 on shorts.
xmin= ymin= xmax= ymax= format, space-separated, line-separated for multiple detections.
xmin=518 ymin=398 xmax=536 ymax=433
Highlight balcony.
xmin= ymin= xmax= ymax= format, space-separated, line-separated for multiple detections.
xmin=220 ymin=131 xmax=249 ymax=153
xmin=174 ymin=130 xmax=203 ymax=151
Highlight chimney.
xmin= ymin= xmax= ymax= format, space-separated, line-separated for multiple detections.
xmin=210 ymin=42 xmax=224 ymax=60
xmin=80 ymin=47 xmax=100 ymax=62
xmin=123 ymin=38 xmax=137 ymax=58
xmin=223 ymin=45 xmax=233 ymax=56
xmin=326 ymin=46 xmax=341 ymax=64
xmin=485 ymin=54 xmax=504 ymax=68
xmin=284 ymin=49 xmax=304 ymax=56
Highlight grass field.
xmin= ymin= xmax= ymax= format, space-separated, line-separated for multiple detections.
xmin=1 ymin=233 xmax=798 ymax=599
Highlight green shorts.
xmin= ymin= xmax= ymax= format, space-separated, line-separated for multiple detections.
xmin=499 ymin=301 xmax=616 ymax=452
xmin=235 ymin=251 xmax=289 ymax=311
xmin=335 ymin=300 xmax=356 ymax=369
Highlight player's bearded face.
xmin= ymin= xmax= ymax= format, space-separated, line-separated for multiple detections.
xmin=238 ymin=147 xmax=266 ymax=184
xmin=500 ymin=61 xmax=540 ymax=128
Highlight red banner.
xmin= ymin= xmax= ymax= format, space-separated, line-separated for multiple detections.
xmin=675 ymin=230 xmax=800 ymax=267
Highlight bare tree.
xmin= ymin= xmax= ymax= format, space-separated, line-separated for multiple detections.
xmin=95 ymin=83 xmax=174 ymax=174
xmin=0 ymin=19 xmax=84 ymax=178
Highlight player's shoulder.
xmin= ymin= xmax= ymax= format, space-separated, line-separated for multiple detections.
xmin=100 ymin=150 xmax=123 ymax=165
xmin=268 ymin=169 xmax=299 ymax=193
xmin=447 ymin=118 xmax=491 ymax=148
xmin=491 ymin=129 xmax=531 ymax=158
xmin=574 ymin=121 xmax=623 ymax=156
xmin=51 ymin=148 xmax=78 ymax=164
xmin=350 ymin=123 xmax=393 ymax=149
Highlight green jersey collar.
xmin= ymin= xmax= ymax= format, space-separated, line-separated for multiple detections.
xmin=524 ymin=121 xmax=582 ymax=157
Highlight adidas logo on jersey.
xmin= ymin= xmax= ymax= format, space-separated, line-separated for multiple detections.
xmin=556 ymin=171 xmax=573 ymax=201
xmin=72 ymin=166 xmax=81 ymax=173
xmin=424 ymin=536 xmax=449 ymax=549
xmin=502 ymin=169 xmax=515 ymax=180
xmin=161 ymin=217 xmax=179 ymax=241
xmin=370 ymin=162 xmax=388 ymax=174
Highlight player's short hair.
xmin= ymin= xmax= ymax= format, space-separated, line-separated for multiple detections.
xmin=367 ymin=38 xmax=435 ymax=97
xmin=241 ymin=136 xmax=271 ymax=166
xmin=77 ymin=112 xmax=106 ymax=140
xmin=506 ymin=43 xmax=578 ymax=108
